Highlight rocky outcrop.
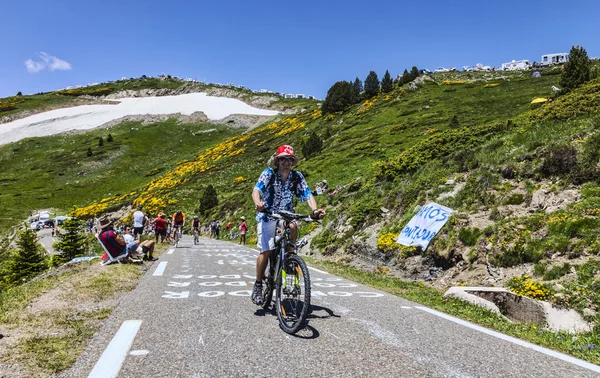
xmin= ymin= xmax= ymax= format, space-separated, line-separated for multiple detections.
xmin=529 ymin=187 xmax=580 ymax=213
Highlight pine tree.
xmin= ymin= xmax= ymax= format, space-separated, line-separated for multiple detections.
xmin=87 ymin=147 xmax=93 ymax=157
xmin=410 ymin=66 xmax=420 ymax=80
xmin=399 ymin=69 xmax=410 ymax=85
xmin=560 ymin=45 xmax=591 ymax=91
xmin=352 ymin=77 xmax=364 ymax=103
xmin=199 ymin=185 xmax=219 ymax=214
xmin=302 ymin=132 xmax=323 ymax=158
xmin=322 ymin=81 xmax=355 ymax=114
xmin=98 ymin=137 xmax=104 ymax=147
xmin=381 ymin=70 xmax=393 ymax=93
xmin=364 ymin=71 xmax=380 ymax=98
xmin=53 ymin=218 xmax=87 ymax=263
xmin=3 ymin=228 xmax=47 ymax=286
xmin=107 ymin=134 xmax=114 ymax=142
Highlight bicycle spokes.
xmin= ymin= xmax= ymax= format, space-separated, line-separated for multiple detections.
xmin=276 ymin=255 xmax=311 ymax=334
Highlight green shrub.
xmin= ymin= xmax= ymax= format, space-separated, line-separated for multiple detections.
xmin=451 ymin=171 xmax=499 ymax=209
xmin=544 ymin=263 xmax=572 ymax=281
xmin=544 ymin=235 xmax=570 ymax=254
xmin=489 ymin=206 xmax=502 ymax=221
xmin=534 ymin=261 xmax=547 ymax=277
xmin=494 ymin=241 xmax=545 ymax=267
xmin=539 ymin=143 xmax=578 ymax=177
xmin=302 ymin=132 xmax=323 ymax=158
xmin=198 ymin=185 xmax=218 ymax=215
xmin=458 ymin=227 xmax=481 ymax=246
xmin=502 ymin=193 xmax=525 ymax=205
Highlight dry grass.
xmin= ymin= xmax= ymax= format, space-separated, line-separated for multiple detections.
xmin=0 ymin=244 xmax=167 ymax=376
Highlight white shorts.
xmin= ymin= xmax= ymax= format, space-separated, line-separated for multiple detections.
xmin=257 ymin=220 xmax=277 ymax=253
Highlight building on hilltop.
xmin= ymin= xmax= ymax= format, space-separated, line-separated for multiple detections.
xmin=501 ymin=60 xmax=530 ymax=70
xmin=541 ymin=53 xmax=569 ymax=66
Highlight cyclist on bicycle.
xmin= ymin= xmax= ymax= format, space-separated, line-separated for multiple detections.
xmin=171 ymin=210 xmax=185 ymax=239
xmin=192 ymin=215 xmax=200 ymax=241
xmin=251 ymin=145 xmax=325 ymax=305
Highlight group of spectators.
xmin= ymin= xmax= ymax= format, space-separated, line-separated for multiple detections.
xmin=97 ymin=204 xmax=253 ymax=264
xmin=97 ymin=217 xmax=158 ymax=264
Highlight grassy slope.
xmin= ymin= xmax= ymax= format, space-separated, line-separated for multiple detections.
xmin=0 ymin=119 xmax=242 ymax=230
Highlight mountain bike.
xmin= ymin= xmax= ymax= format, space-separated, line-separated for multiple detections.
xmin=261 ymin=210 xmax=318 ymax=334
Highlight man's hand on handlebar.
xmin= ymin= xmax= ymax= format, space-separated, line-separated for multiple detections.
xmin=313 ymin=209 xmax=326 ymax=219
xmin=255 ymin=201 xmax=266 ymax=212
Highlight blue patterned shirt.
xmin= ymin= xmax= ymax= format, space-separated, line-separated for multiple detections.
xmin=254 ymin=167 xmax=313 ymax=222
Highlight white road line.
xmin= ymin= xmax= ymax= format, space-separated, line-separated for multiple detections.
xmin=88 ymin=320 xmax=142 ymax=378
xmin=307 ymin=266 xmax=329 ymax=275
xmin=401 ymin=306 xmax=412 ymax=309
xmin=129 ymin=350 xmax=149 ymax=356
xmin=153 ymin=261 xmax=168 ymax=276
xmin=167 ymin=248 xmax=175 ymax=255
xmin=414 ymin=306 xmax=600 ymax=373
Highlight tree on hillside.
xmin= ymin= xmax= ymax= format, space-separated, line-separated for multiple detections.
xmin=364 ymin=71 xmax=380 ymax=98
xmin=107 ymin=134 xmax=114 ymax=142
xmin=410 ymin=66 xmax=420 ymax=80
xmin=449 ymin=115 xmax=460 ymax=129
xmin=398 ymin=69 xmax=410 ymax=86
xmin=302 ymin=131 xmax=323 ymax=158
xmin=381 ymin=70 xmax=393 ymax=93
xmin=352 ymin=77 xmax=364 ymax=103
xmin=560 ymin=45 xmax=591 ymax=91
xmin=2 ymin=228 xmax=47 ymax=287
xmin=87 ymin=147 xmax=93 ymax=157
xmin=199 ymin=185 xmax=219 ymax=215
xmin=16 ymin=92 xmax=22 ymax=96
xmin=53 ymin=218 xmax=88 ymax=263
xmin=98 ymin=137 xmax=104 ymax=147
xmin=322 ymin=81 xmax=355 ymax=114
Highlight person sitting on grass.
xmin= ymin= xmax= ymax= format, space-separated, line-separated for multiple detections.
xmin=122 ymin=225 xmax=158 ymax=261
xmin=98 ymin=218 xmax=141 ymax=264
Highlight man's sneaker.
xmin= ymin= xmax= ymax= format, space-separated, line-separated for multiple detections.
xmin=251 ymin=282 xmax=264 ymax=305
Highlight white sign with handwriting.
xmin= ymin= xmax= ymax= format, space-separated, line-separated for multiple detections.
xmin=396 ymin=202 xmax=454 ymax=250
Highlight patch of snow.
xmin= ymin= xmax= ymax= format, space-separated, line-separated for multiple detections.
xmin=0 ymin=93 xmax=280 ymax=145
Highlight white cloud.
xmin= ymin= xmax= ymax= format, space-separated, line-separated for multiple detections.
xmin=25 ymin=59 xmax=45 ymax=73
xmin=24 ymin=52 xmax=72 ymax=73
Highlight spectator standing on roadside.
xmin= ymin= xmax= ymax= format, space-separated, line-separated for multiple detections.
xmin=239 ymin=216 xmax=247 ymax=245
xmin=165 ymin=218 xmax=173 ymax=243
xmin=132 ymin=205 xmax=147 ymax=238
xmin=151 ymin=212 xmax=167 ymax=243
xmin=209 ymin=220 xmax=216 ymax=238
xmin=214 ymin=221 xmax=221 ymax=239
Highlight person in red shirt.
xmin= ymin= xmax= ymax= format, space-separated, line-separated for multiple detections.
xmin=151 ymin=212 xmax=167 ymax=243
xmin=98 ymin=218 xmax=139 ymax=263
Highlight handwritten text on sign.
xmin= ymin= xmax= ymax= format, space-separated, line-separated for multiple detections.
xmin=396 ymin=202 xmax=454 ymax=250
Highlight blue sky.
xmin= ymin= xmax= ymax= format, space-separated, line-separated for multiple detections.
xmin=1 ymin=0 xmax=599 ymax=99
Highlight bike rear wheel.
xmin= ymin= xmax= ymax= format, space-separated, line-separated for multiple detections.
xmin=276 ymin=254 xmax=311 ymax=334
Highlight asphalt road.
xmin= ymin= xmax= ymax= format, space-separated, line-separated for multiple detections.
xmin=63 ymin=236 xmax=600 ymax=378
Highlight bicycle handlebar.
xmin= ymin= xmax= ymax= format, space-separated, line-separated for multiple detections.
xmin=261 ymin=209 xmax=320 ymax=222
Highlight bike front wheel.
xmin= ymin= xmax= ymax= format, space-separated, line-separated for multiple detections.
xmin=275 ymin=254 xmax=311 ymax=334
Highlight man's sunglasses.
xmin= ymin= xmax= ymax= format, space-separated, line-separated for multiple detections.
xmin=279 ymin=157 xmax=294 ymax=162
